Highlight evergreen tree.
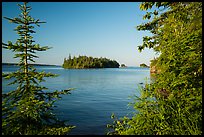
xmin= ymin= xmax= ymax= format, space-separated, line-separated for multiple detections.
xmin=2 ymin=2 xmax=75 ymax=135
xmin=107 ymin=2 xmax=202 ymax=135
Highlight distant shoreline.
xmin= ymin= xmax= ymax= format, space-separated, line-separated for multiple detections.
xmin=2 ymin=63 xmax=61 ymax=67
xmin=2 ymin=63 xmax=147 ymax=68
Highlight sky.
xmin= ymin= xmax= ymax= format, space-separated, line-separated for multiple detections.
xmin=2 ymin=2 xmax=158 ymax=66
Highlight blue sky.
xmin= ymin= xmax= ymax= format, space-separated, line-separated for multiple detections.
xmin=2 ymin=2 xmax=158 ymax=66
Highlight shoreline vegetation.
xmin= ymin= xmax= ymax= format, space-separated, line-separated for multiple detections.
xmin=62 ymin=54 xmax=120 ymax=69
xmin=108 ymin=2 xmax=202 ymax=135
xmin=2 ymin=62 xmax=61 ymax=67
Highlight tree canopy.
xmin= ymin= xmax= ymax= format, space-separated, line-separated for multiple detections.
xmin=62 ymin=54 xmax=120 ymax=69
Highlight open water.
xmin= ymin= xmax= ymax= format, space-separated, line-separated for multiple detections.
xmin=2 ymin=65 xmax=150 ymax=135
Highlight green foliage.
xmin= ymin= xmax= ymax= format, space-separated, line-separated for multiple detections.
xmin=150 ymin=58 xmax=158 ymax=67
xmin=63 ymin=54 xmax=120 ymax=69
xmin=108 ymin=84 xmax=202 ymax=135
xmin=107 ymin=2 xmax=202 ymax=135
xmin=2 ymin=2 xmax=75 ymax=135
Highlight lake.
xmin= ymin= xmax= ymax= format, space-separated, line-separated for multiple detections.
xmin=2 ymin=65 xmax=150 ymax=135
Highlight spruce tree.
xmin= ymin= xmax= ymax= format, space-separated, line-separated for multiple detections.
xmin=2 ymin=2 xmax=75 ymax=135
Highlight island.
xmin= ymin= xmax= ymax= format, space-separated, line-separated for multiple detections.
xmin=140 ymin=63 xmax=150 ymax=68
xmin=120 ymin=64 xmax=127 ymax=68
xmin=62 ymin=55 xmax=120 ymax=69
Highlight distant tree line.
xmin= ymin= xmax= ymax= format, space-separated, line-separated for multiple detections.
xmin=62 ymin=54 xmax=120 ymax=69
xmin=2 ymin=63 xmax=59 ymax=67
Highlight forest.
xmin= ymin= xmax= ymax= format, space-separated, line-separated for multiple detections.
xmin=62 ymin=55 xmax=120 ymax=69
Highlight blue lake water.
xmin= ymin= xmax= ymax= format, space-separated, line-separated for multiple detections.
xmin=2 ymin=65 xmax=150 ymax=135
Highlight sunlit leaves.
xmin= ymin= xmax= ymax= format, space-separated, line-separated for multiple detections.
xmin=140 ymin=2 xmax=155 ymax=11
xmin=108 ymin=2 xmax=202 ymax=135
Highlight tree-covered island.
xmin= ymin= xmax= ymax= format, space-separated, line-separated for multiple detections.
xmin=139 ymin=63 xmax=149 ymax=68
xmin=120 ymin=64 xmax=127 ymax=68
xmin=62 ymin=54 xmax=120 ymax=69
